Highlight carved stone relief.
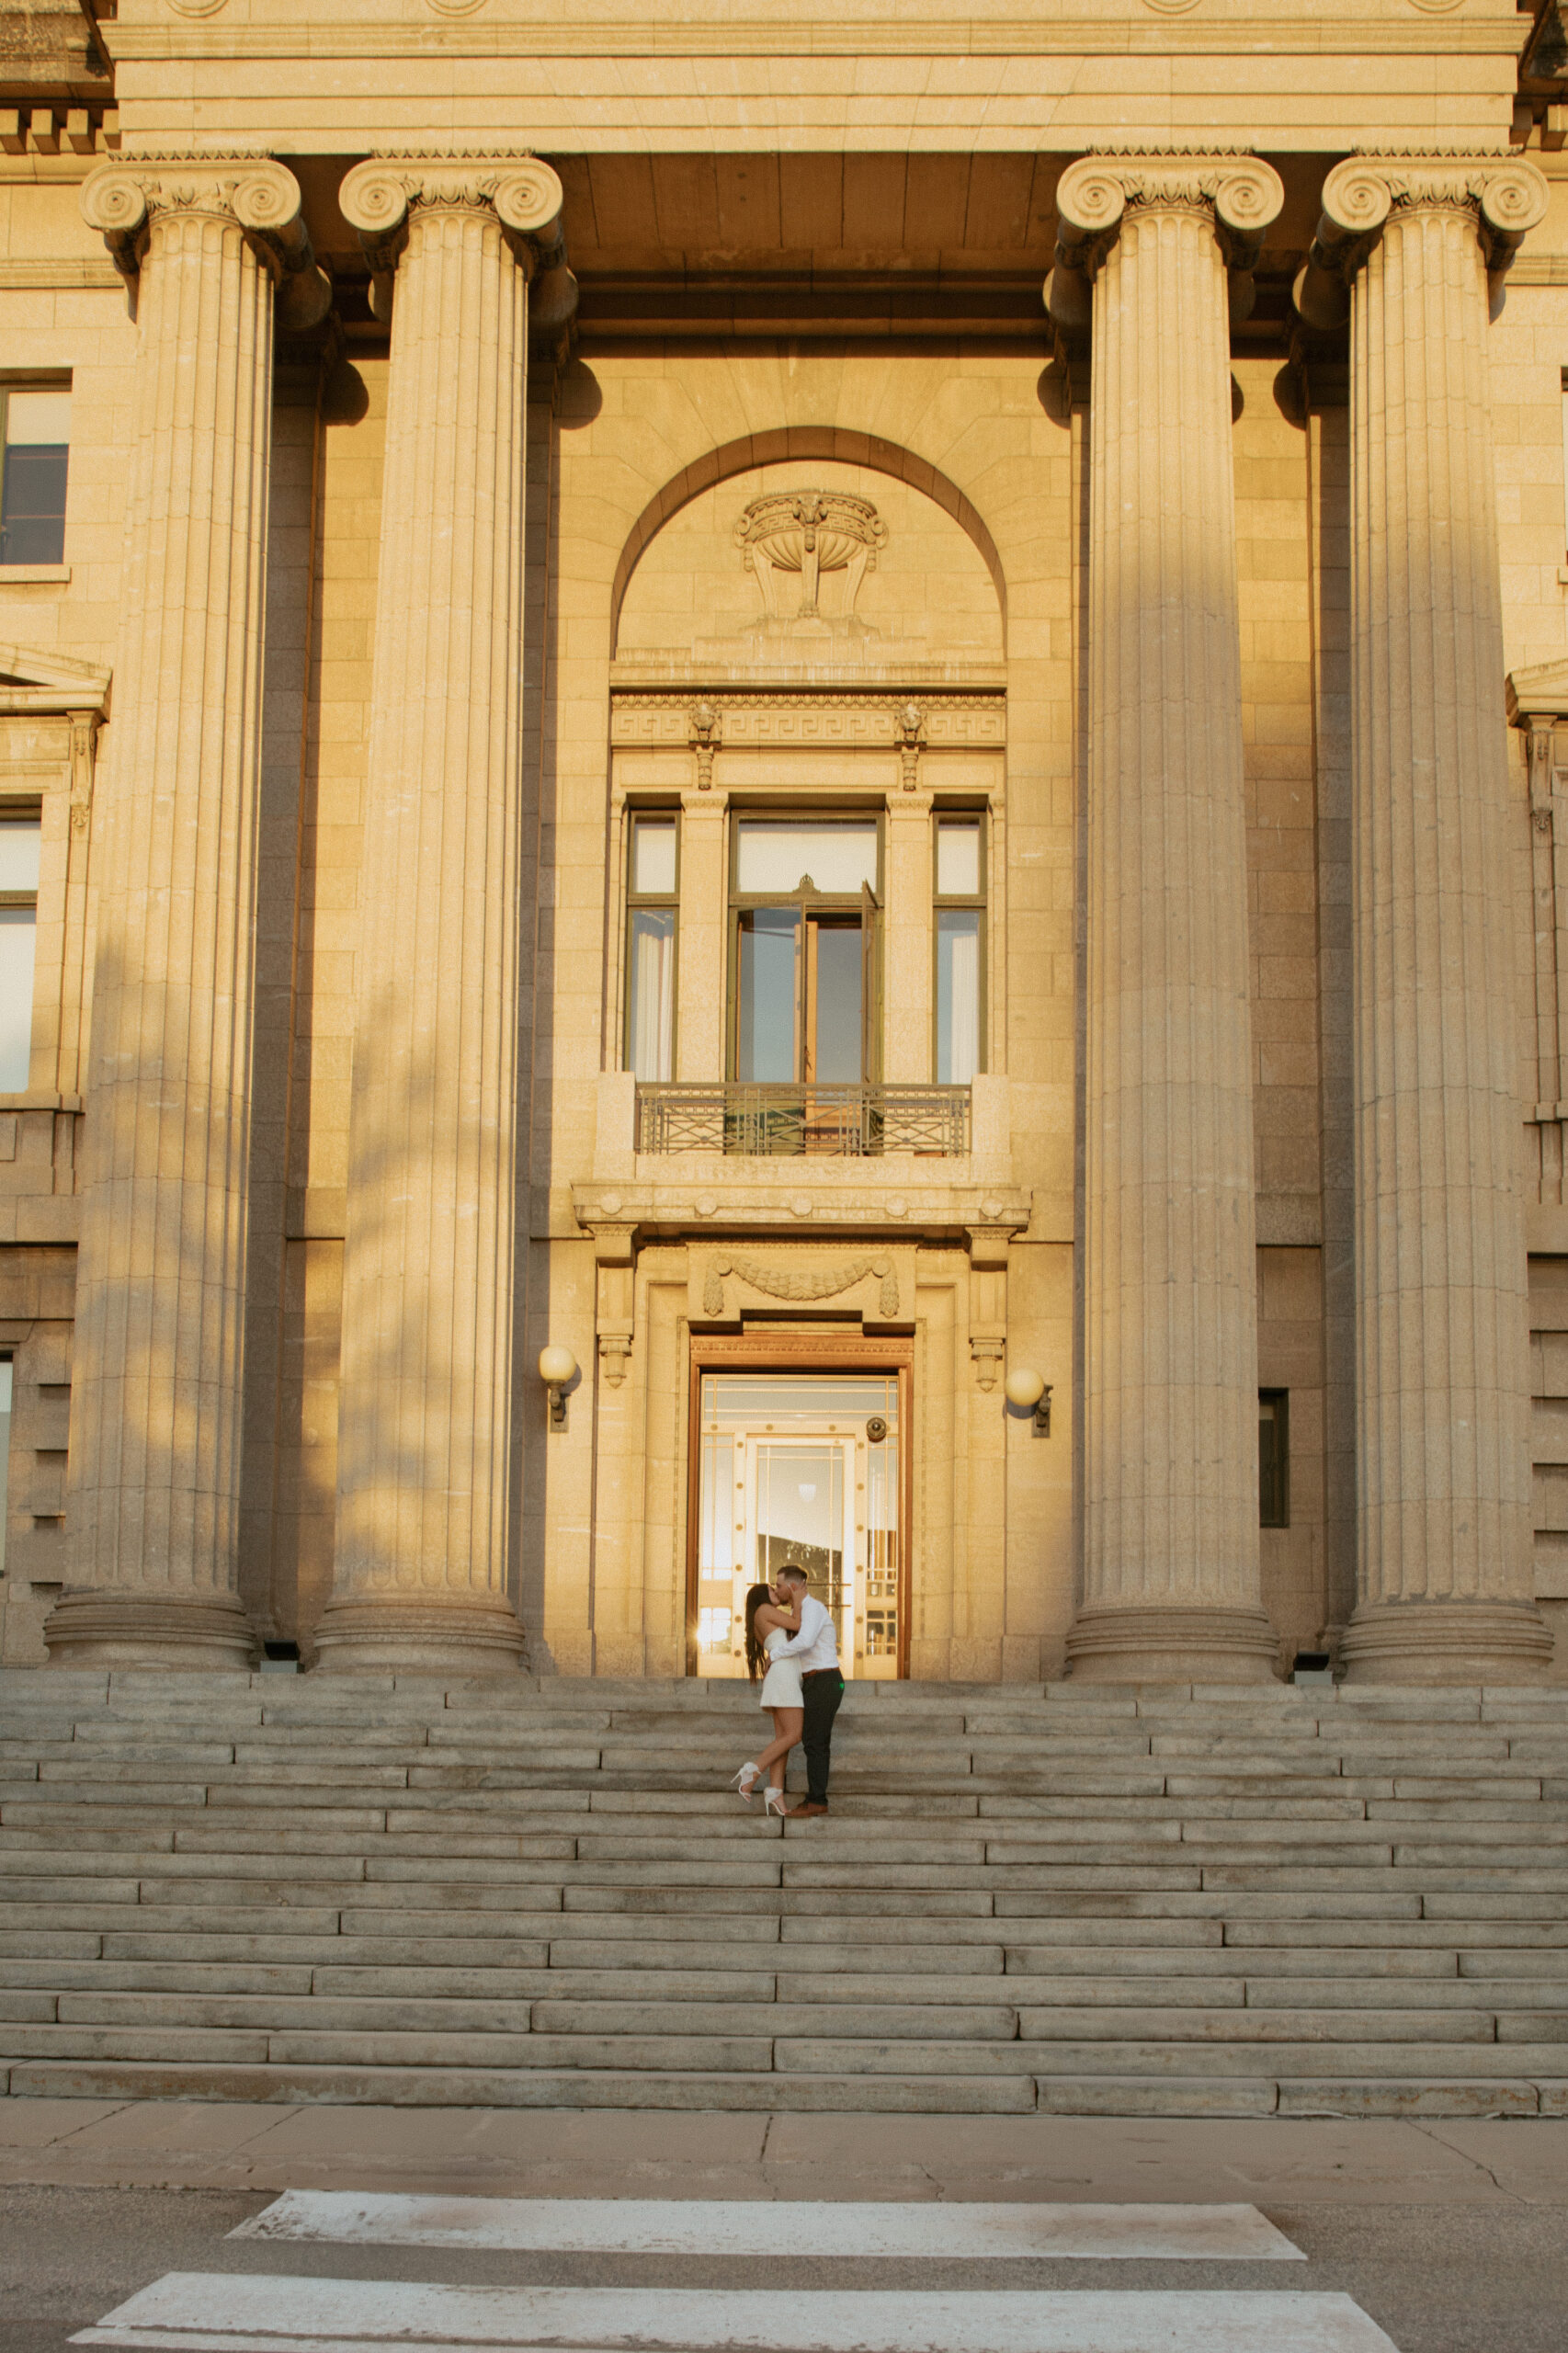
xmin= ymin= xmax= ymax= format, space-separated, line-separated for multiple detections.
xmin=691 ymin=1249 xmax=915 ymax=1330
xmin=735 ymin=490 xmax=886 ymax=638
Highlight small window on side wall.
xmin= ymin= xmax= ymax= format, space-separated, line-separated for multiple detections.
xmin=934 ymin=816 xmax=984 ymax=1084
xmin=1 ymin=387 xmax=70 ymax=566
xmin=1259 ymin=1389 xmax=1290 ymax=1529
xmin=626 ymin=813 xmax=678 ymax=1081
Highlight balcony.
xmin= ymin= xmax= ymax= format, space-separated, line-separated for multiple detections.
xmin=635 ymin=1081 xmax=971 ymax=1157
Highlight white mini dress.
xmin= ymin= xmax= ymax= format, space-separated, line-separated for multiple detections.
xmin=758 ymin=1626 xmax=804 ymax=1709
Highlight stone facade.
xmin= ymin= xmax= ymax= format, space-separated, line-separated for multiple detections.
xmin=4 ymin=6 xmax=1568 ymax=1685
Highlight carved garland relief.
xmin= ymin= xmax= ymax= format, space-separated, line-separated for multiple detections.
xmin=702 ymin=1256 xmax=901 ymax=1319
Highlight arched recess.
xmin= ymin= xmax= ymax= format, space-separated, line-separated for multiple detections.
xmin=610 ymin=426 xmax=1008 ymax=651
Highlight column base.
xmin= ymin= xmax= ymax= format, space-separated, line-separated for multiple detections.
xmin=42 ymin=1590 xmax=256 ymax=1669
xmin=1339 ymin=1599 xmax=1554 ymax=1685
xmin=312 ymin=1595 xmax=527 ymax=1675
xmin=1064 ymin=1603 xmax=1279 ymax=1684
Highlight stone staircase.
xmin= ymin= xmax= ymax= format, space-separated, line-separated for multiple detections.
xmin=2 ymin=1666 xmax=1567 ymax=2118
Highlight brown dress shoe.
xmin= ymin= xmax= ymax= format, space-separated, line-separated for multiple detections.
xmin=789 ymin=1801 xmax=830 ymax=1818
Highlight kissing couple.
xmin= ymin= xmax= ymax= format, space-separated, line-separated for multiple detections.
xmin=729 ymin=1563 xmax=844 ymax=1819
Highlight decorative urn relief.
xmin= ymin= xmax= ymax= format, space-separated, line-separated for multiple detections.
xmin=735 ymin=490 xmax=887 ymax=638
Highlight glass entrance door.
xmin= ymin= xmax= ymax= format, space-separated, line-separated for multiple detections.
xmin=693 ymin=1370 xmax=903 ymax=1679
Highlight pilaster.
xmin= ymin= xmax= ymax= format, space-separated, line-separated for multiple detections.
xmin=1051 ymin=152 xmax=1285 ymax=1683
xmin=313 ymin=153 xmax=564 ymax=1673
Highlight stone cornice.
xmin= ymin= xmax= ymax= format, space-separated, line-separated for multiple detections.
xmin=79 ymin=153 xmax=326 ymax=325
xmin=98 ymin=17 xmax=1535 ymax=63
xmin=1294 ymin=148 xmax=1550 ymax=326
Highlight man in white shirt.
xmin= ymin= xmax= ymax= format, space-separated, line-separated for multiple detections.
xmin=773 ymin=1563 xmax=843 ymax=1816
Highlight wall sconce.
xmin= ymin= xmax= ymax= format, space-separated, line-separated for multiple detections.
xmin=539 ymin=1344 xmax=577 ymax=1431
xmin=1005 ymin=1365 xmax=1052 ymax=1436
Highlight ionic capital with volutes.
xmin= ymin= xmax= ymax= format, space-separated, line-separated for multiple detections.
xmin=1047 ymin=149 xmax=1283 ymax=334
xmin=80 ymin=153 xmax=329 ymax=330
xmin=339 ymin=151 xmax=575 ymax=340
xmin=1295 ymin=149 xmax=1549 ymax=328
xmin=339 ymin=151 xmax=564 ymax=271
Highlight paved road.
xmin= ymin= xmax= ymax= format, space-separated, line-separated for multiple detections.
xmin=1 ymin=2106 xmax=1564 ymax=2353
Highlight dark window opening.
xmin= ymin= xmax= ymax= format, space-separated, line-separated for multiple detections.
xmin=1259 ymin=1389 xmax=1290 ymax=1529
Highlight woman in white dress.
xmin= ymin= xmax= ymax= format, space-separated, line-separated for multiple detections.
xmin=732 ymin=1577 xmax=804 ymax=1818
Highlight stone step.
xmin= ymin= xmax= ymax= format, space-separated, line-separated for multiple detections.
xmin=8 ymin=2051 xmax=1562 ymax=2117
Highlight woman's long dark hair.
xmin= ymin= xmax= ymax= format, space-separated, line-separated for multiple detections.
xmin=744 ymin=1582 xmax=774 ymax=1681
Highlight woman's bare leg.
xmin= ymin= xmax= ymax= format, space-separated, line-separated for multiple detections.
xmin=755 ymin=1707 xmax=803 ymax=1785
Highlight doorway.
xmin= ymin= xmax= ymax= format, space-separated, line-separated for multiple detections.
xmin=690 ymin=1362 xmax=908 ymax=1679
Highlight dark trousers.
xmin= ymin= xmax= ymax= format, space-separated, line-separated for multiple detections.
xmin=801 ymin=1669 xmax=844 ymax=1805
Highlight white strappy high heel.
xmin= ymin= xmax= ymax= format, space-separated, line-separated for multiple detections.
xmin=731 ymin=1762 xmax=761 ymax=1800
xmin=763 ymin=1783 xmax=789 ymax=1818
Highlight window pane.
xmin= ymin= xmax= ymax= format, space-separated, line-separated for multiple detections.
xmin=628 ymin=907 xmax=676 ymax=1081
xmin=936 ymin=909 xmax=981 ymax=1083
xmin=0 ymin=907 xmax=35 ymax=1089
xmin=813 ymin=921 xmax=863 ymax=1082
xmin=737 ymin=907 xmax=799 ymax=1080
xmin=0 ymin=820 xmax=40 ymax=892
xmin=936 ymin=821 xmax=981 ymax=898
xmin=631 ymin=815 xmax=677 ymax=897
xmin=6 ymin=392 xmax=71 ymax=446
xmin=2 ymin=395 xmax=69 ymax=567
xmin=736 ymin=819 xmax=876 ymax=897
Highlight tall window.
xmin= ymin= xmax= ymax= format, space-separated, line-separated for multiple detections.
xmin=0 ymin=814 xmax=40 ymax=1092
xmin=934 ymin=815 xmax=984 ymax=1083
xmin=0 ymin=387 xmax=70 ymax=565
xmin=626 ymin=813 xmax=678 ymax=1080
xmin=731 ymin=816 xmax=881 ymax=1083
xmin=1259 ymin=1389 xmax=1290 ymax=1528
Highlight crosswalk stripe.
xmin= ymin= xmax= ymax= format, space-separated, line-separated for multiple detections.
xmin=230 ymin=2191 xmax=1306 ymax=2263
xmin=74 ymin=2276 xmax=1400 ymax=2353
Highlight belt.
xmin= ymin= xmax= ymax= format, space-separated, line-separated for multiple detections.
xmin=801 ymin=1667 xmax=842 ymax=1681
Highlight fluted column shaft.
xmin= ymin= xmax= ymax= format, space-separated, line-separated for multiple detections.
xmin=49 ymin=158 xmax=307 ymax=1665
xmin=1308 ymin=153 xmax=1554 ymax=1681
xmin=315 ymin=156 xmax=563 ymax=1672
xmin=1052 ymin=153 xmax=1284 ymax=1681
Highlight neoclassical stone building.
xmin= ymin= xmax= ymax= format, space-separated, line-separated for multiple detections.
xmin=4 ymin=0 xmax=1568 ymax=1689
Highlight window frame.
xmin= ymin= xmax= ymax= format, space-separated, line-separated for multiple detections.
xmin=0 ymin=378 xmax=72 ymax=570
xmin=726 ymin=811 xmax=884 ymax=1085
xmin=623 ymin=807 xmax=681 ymax=1081
xmin=932 ymin=811 xmax=987 ymax=1083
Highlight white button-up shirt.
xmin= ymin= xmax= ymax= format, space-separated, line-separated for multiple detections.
xmin=778 ymin=1591 xmax=840 ymax=1674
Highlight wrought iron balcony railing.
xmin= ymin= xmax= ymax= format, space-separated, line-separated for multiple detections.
xmin=635 ymin=1081 xmax=971 ymax=1157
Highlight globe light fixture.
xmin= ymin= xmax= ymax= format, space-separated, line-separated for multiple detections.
xmin=1004 ymin=1365 xmax=1052 ymax=1436
xmin=539 ymin=1344 xmax=577 ymax=1430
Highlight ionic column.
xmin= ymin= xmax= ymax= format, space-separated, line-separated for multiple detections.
xmin=313 ymin=155 xmax=565 ymax=1673
xmin=1298 ymin=153 xmax=1554 ymax=1681
xmin=49 ymin=157 xmax=320 ymax=1665
xmin=1049 ymin=153 xmax=1284 ymax=1681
